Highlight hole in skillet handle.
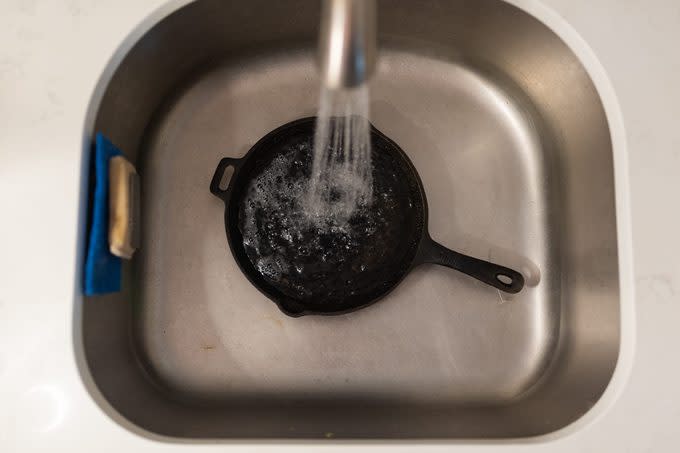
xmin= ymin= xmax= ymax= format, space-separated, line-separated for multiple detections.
xmin=210 ymin=157 xmax=242 ymax=201
xmin=219 ymin=166 xmax=234 ymax=191
xmin=496 ymin=274 xmax=514 ymax=286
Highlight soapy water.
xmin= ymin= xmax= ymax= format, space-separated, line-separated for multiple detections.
xmin=238 ymin=133 xmax=420 ymax=303
xmin=305 ymin=86 xmax=373 ymax=224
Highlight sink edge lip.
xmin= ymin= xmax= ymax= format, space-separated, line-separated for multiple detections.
xmin=490 ymin=0 xmax=637 ymax=445
xmin=69 ymin=0 xmax=637 ymax=445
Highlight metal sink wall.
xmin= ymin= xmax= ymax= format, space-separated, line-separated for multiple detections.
xmin=79 ymin=0 xmax=620 ymax=439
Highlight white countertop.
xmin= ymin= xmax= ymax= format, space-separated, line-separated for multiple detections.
xmin=1 ymin=0 xmax=679 ymax=451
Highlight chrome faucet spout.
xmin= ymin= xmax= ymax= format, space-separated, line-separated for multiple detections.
xmin=318 ymin=0 xmax=377 ymax=89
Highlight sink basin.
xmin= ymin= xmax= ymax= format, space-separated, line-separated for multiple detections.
xmin=78 ymin=0 xmax=622 ymax=439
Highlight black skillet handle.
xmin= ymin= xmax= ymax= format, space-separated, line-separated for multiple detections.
xmin=210 ymin=157 xmax=243 ymax=202
xmin=419 ymin=237 xmax=524 ymax=293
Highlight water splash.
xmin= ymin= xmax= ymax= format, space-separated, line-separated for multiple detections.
xmin=238 ymin=134 xmax=416 ymax=303
xmin=305 ymin=85 xmax=373 ymax=225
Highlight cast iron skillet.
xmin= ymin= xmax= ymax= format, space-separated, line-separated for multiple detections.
xmin=210 ymin=117 xmax=524 ymax=317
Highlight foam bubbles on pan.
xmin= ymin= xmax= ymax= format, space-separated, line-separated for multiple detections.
xmin=238 ymin=132 xmax=420 ymax=305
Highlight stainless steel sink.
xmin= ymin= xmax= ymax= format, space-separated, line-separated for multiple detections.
xmin=78 ymin=0 xmax=620 ymax=439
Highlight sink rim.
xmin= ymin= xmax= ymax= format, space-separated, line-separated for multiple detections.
xmin=72 ymin=0 xmax=636 ymax=444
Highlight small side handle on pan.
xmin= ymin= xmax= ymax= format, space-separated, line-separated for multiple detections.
xmin=210 ymin=157 xmax=243 ymax=202
xmin=419 ymin=237 xmax=524 ymax=293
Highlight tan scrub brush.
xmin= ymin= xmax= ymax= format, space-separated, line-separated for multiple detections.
xmin=108 ymin=155 xmax=140 ymax=259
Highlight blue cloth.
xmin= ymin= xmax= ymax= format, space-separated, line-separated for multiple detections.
xmin=84 ymin=133 xmax=122 ymax=295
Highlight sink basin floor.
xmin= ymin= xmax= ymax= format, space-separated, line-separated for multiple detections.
xmin=136 ymin=49 xmax=558 ymax=406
